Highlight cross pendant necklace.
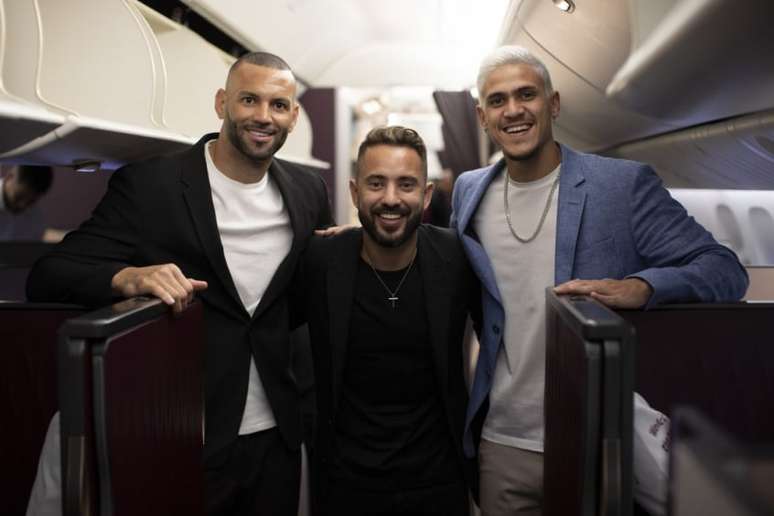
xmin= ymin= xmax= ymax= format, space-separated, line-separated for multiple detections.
xmin=364 ymin=248 xmax=417 ymax=309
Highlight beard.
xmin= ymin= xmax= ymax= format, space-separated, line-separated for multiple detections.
xmin=225 ymin=116 xmax=289 ymax=164
xmin=358 ymin=204 xmax=422 ymax=248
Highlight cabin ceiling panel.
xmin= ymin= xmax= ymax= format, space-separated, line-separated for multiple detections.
xmin=610 ymin=110 xmax=774 ymax=190
xmin=504 ymin=32 xmax=679 ymax=151
xmin=184 ymin=0 xmax=508 ymax=88
xmin=515 ymin=0 xmax=631 ymax=90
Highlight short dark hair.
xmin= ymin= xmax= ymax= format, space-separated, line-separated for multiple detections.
xmin=16 ymin=165 xmax=53 ymax=194
xmin=230 ymin=51 xmax=293 ymax=75
xmin=356 ymin=126 xmax=428 ymax=178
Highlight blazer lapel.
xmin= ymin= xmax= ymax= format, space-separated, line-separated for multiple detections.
xmin=180 ymin=134 xmax=244 ymax=310
xmin=251 ymin=159 xmax=307 ymax=321
xmin=457 ymin=161 xmax=506 ymax=307
xmin=417 ymin=228 xmax=451 ymax=396
xmin=555 ymin=145 xmax=587 ymax=285
xmin=456 ymin=160 xmax=506 ymax=235
xmin=328 ymin=230 xmax=361 ymax=413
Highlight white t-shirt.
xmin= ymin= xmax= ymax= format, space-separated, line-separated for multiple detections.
xmin=473 ymin=164 xmax=560 ymax=452
xmin=205 ymin=142 xmax=293 ymax=435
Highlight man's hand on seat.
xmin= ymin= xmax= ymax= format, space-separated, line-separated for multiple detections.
xmin=111 ymin=264 xmax=208 ymax=313
xmin=553 ymin=277 xmax=653 ymax=309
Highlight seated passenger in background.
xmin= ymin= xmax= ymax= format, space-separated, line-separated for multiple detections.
xmin=299 ymin=126 xmax=480 ymax=516
xmin=26 ymin=51 xmax=332 ymax=516
xmin=0 ymin=164 xmax=53 ymax=241
xmin=450 ymin=45 xmax=749 ymax=516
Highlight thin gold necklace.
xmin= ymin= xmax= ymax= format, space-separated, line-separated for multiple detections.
xmin=363 ymin=248 xmax=417 ymax=309
xmin=503 ymin=171 xmax=560 ymax=243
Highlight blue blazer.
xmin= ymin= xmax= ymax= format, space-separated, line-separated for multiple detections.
xmin=451 ymin=144 xmax=749 ymax=456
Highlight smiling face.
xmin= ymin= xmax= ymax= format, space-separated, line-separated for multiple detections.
xmin=477 ymin=62 xmax=560 ymax=168
xmin=350 ymin=144 xmax=433 ymax=250
xmin=215 ymin=63 xmax=298 ymax=166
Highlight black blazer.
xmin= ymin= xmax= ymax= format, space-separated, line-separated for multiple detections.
xmin=26 ymin=133 xmax=333 ymax=463
xmin=300 ymin=225 xmax=481 ymax=497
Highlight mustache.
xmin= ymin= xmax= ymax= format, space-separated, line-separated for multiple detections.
xmin=242 ymin=123 xmax=277 ymax=134
xmin=373 ymin=205 xmax=410 ymax=216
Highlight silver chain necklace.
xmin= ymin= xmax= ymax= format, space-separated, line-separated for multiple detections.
xmin=504 ymin=171 xmax=560 ymax=243
xmin=363 ymin=249 xmax=417 ymax=309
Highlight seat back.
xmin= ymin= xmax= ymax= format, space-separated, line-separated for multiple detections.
xmin=618 ymin=303 xmax=774 ymax=443
xmin=0 ymin=302 xmax=83 ymax=516
xmin=59 ymin=297 xmax=205 ymax=516
xmin=544 ymin=291 xmax=634 ymax=516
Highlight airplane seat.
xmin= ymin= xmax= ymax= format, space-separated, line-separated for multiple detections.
xmin=0 ymin=242 xmax=57 ymax=301
xmin=669 ymin=409 xmax=774 ymax=516
xmin=544 ymin=291 xmax=635 ymax=516
xmin=619 ymin=304 xmax=774 ymax=445
xmin=0 ymin=302 xmax=84 ymax=516
xmin=57 ymin=297 xmax=206 ymax=515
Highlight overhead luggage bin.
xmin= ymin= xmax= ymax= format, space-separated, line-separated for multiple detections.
xmin=0 ymin=93 xmax=63 ymax=155
xmin=498 ymin=0 xmax=681 ymax=152
xmin=0 ymin=1 xmax=63 ymax=153
xmin=0 ymin=113 xmax=194 ymax=170
xmin=606 ymin=0 xmax=774 ymax=126
xmin=134 ymin=1 xmax=229 ymax=139
xmin=0 ymin=0 xmax=196 ymax=169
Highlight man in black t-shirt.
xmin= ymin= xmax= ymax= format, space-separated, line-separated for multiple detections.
xmin=300 ymin=126 xmax=480 ymax=515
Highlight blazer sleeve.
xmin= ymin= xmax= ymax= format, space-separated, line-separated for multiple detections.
xmin=625 ymin=165 xmax=749 ymax=306
xmin=26 ymin=165 xmax=142 ymax=307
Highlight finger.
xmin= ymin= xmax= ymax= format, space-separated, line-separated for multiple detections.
xmin=589 ymin=291 xmax=619 ymax=307
xmin=147 ymin=282 xmax=176 ymax=305
xmin=315 ymin=224 xmax=356 ymax=237
xmin=554 ymin=281 xmax=596 ymax=295
xmin=165 ymin=265 xmax=195 ymax=296
xmin=153 ymin=274 xmax=189 ymax=306
xmin=189 ymin=279 xmax=208 ymax=291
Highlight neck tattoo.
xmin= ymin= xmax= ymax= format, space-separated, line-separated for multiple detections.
xmin=363 ymin=248 xmax=417 ymax=309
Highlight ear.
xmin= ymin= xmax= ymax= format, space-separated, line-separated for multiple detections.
xmin=215 ymin=89 xmax=226 ymax=120
xmin=423 ymin=181 xmax=435 ymax=211
xmin=349 ymin=178 xmax=359 ymax=209
xmin=476 ymin=103 xmax=488 ymax=128
xmin=288 ymin=103 xmax=300 ymax=133
xmin=550 ymin=91 xmax=560 ymax=120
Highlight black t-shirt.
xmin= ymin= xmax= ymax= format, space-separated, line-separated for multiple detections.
xmin=328 ymin=257 xmax=460 ymax=490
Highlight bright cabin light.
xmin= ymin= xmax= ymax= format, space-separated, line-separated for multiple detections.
xmin=360 ymin=99 xmax=382 ymax=115
xmin=552 ymin=0 xmax=575 ymax=13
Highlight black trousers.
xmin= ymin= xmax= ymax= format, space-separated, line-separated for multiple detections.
xmin=205 ymin=428 xmax=301 ymax=516
xmin=321 ymin=479 xmax=469 ymax=516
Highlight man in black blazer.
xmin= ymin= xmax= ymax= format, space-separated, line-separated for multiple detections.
xmin=26 ymin=52 xmax=332 ymax=515
xmin=300 ymin=126 xmax=480 ymax=515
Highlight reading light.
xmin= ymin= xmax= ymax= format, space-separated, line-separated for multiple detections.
xmin=72 ymin=160 xmax=101 ymax=173
xmin=552 ymin=0 xmax=575 ymax=13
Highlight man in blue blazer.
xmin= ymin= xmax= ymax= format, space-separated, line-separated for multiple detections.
xmin=451 ymin=45 xmax=748 ymax=515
